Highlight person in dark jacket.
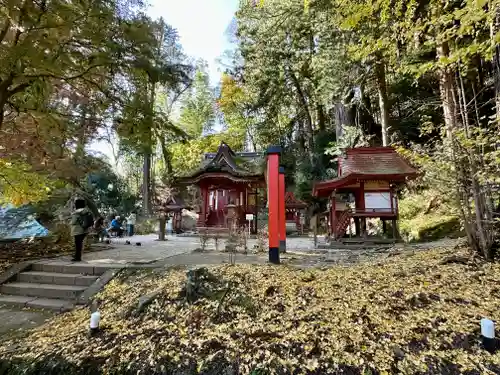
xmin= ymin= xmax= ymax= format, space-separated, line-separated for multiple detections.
xmin=70 ymin=199 xmax=93 ymax=262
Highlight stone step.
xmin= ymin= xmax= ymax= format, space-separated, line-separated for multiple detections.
xmin=19 ymin=271 xmax=98 ymax=287
xmin=31 ymin=262 xmax=118 ymax=276
xmin=1 ymin=282 xmax=86 ymax=300
xmin=0 ymin=294 xmax=73 ymax=312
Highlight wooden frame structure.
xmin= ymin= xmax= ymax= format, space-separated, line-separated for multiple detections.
xmin=312 ymin=147 xmax=417 ymax=242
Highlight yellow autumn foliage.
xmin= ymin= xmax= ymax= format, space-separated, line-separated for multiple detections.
xmin=0 ymin=158 xmax=54 ymax=206
xmin=2 ymin=245 xmax=500 ymax=373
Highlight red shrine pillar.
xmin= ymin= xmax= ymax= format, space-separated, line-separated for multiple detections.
xmin=330 ymin=191 xmax=336 ymax=239
xmin=200 ymin=184 xmax=208 ymax=226
xmin=279 ymin=166 xmax=286 ymax=253
xmin=266 ymin=145 xmax=281 ymax=264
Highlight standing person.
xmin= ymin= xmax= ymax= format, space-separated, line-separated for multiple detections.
xmin=70 ymin=199 xmax=94 ymax=262
xmin=127 ymin=212 xmax=137 ymax=236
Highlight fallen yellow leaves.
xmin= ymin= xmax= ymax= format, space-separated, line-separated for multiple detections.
xmin=1 ymin=246 xmax=500 ymax=374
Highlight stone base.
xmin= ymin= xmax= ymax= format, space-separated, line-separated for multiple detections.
xmin=268 ymin=247 xmax=280 ymax=264
xmin=279 ymin=240 xmax=286 ymax=253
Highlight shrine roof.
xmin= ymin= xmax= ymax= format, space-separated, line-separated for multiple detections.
xmin=164 ymin=196 xmax=187 ymax=209
xmin=285 ymin=191 xmax=307 ymax=209
xmin=176 ymin=142 xmax=265 ymax=185
xmin=312 ymin=147 xmax=418 ymax=197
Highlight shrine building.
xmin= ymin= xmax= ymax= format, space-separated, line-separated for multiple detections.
xmin=176 ymin=142 xmax=307 ymax=234
xmin=312 ymin=147 xmax=417 ymax=242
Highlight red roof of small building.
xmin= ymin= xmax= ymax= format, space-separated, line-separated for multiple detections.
xmin=285 ymin=191 xmax=307 ymax=209
xmin=313 ymin=147 xmax=418 ymax=197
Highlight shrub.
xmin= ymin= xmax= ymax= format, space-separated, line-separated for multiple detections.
xmin=134 ymin=218 xmax=157 ymax=235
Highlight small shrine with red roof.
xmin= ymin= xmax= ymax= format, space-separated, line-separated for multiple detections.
xmin=312 ymin=147 xmax=417 ymax=242
xmin=176 ymin=142 xmax=267 ymax=233
xmin=176 ymin=142 xmax=311 ymax=235
xmin=161 ymin=196 xmax=189 ymax=234
xmin=285 ymin=191 xmax=307 ymax=232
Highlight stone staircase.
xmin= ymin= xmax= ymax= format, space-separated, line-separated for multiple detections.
xmin=0 ymin=261 xmax=121 ymax=312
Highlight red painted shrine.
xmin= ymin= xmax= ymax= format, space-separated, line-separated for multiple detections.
xmin=161 ymin=196 xmax=188 ymax=234
xmin=176 ymin=142 xmax=266 ymax=233
xmin=284 ymin=191 xmax=307 ymax=232
xmin=312 ymin=147 xmax=417 ymax=241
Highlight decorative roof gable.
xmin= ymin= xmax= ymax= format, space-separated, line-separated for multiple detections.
xmin=176 ymin=142 xmax=265 ymax=185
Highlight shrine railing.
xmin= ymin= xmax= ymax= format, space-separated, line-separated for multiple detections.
xmin=351 ymin=208 xmax=396 ymax=215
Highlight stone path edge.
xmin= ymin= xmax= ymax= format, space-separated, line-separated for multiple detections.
xmin=77 ymin=268 xmax=124 ymax=306
xmin=0 ymin=262 xmax=32 ymax=285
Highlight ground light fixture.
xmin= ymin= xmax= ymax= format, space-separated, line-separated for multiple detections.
xmin=481 ymin=318 xmax=496 ymax=353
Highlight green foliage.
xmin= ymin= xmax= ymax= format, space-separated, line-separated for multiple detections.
xmin=115 ymin=19 xmax=192 ymax=155
xmin=178 ymin=63 xmax=216 ymax=137
xmin=326 ymin=126 xmax=371 ymax=156
xmin=135 ymin=218 xmax=157 ymax=235
xmin=398 ymin=190 xmax=461 ymax=242
xmin=170 ymin=133 xmax=244 ymax=176
xmin=83 ymin=167 xmax=137 ymax=214
xmin=400 ymin=214 xmax=462 ymax=242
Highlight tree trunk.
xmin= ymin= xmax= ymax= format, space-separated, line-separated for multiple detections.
xmin=74 ymin=107 xmax=88 ymax=164
xmin=317 ymin=104 xmax=326 ymax=132
xmin=143 ymin=151 xmax=152 ymax=216
xmin=437 ymin=43 xmax=458 ymax=138
xmin=159 ymin=136 xmax=173 ymax=183
xmin=290 ymin=72 xmax=315 ymax=163
xmin=491 ymin=6 xmax=500 ymax=126
xmin=333 ymin=101 xmax=354 ymax=141
xmin=456 ymin=69 xmax=494 ymax=260
xmin=374 ymin=61 xmax=390 ymax=146
xmin=159 ymin=215 xmax=166 ymax=241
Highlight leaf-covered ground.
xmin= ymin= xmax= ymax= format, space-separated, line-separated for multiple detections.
xmin=1 ymin=246 xmax=500 ymax=374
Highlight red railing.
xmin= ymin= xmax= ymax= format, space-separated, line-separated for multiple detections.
xmin=334 ymin=210 xmax=352 ymax=240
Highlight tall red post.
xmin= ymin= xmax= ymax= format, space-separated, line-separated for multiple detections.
xmin=279 ymin=166 xmax=286 ymax=253
xmin=266 ymin=146 xmax=281 ymax=264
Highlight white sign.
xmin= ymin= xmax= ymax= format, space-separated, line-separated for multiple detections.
xmin=246 ymin=214 xmax=254 ymax=221
xmin=364 ymin=192 xmax=391 ymax=210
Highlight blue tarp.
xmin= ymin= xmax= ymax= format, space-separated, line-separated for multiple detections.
xmin=0 ymin=204 xmax=49 ymax=240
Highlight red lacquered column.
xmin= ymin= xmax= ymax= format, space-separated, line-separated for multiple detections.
xmin=266 ymin=146 xmax=281 ymax=264
xmin=279 ymin=166 xmax=286 ymax=253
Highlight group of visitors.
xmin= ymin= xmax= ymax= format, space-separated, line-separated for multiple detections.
xmin=70 ymin=198 xmax=137 ymax=262
xmin=107 ymin=213 xmax=137 ymax=237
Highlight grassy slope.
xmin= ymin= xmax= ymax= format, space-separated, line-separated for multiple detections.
xmin=1 ymin=246 xmax=499 ymax=374
xmin=398 ymin=190 xmax=462 ymax=242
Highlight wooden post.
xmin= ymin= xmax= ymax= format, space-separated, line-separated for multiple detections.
xmin=279 ymin=166 xmax=286 ymax=253
xmin=267 ymin=146 xmax=281 ymax=264
xmin=254 ymin=188 xmax=258 ymax=234
xmin=361 ymin=218 xmax=367 ymax=238
xmin=392 ymin=219 xmax=398 ymax=240
xmin=359 ymin=181 xmax=367 ymax=238
xmin=331 ymin=191 xmax=336 ymax=240
xmin=159 ymin=212 xmax=166 ymax=241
